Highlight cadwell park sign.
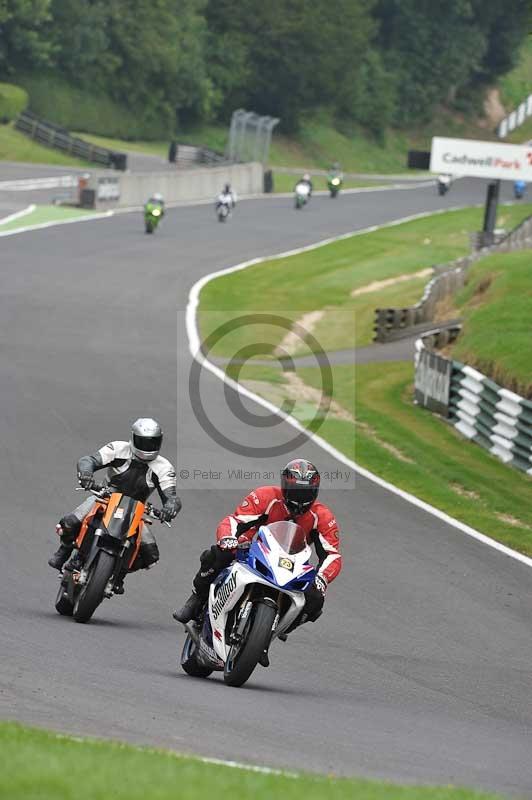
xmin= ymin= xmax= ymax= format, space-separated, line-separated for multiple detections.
xmin=430 ymin=137 xmax=532 ymax=182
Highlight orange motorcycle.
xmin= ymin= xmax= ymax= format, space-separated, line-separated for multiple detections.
xmin=55 ymin=484 xmax=168 ymax=623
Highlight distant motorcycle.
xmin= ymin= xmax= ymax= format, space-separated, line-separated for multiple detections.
xmin=327 ymin=173 xmax=343 ymax=198
xmin=216 ymin=192 xmax=234 ymax=222
xmin=294 ymin=181 xmax=311 ymax=209
xmin=179 ymin=520 xmax=316 ymax=687
xmin=437 ymin=174 xmax=451 ymax=196
xmin=514 ymin=180 xmax=526 ymax=200
xmin=55 ymin=484 xmax=169 ymax=623
xmin=144 ymin=203 xmax=163 ymax=234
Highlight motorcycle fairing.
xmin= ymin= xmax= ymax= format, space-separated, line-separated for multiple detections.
xmin=77 ymin=493 xmax=145 ymax=572
xmin=207 ymin=525 xmax=316 ymax=662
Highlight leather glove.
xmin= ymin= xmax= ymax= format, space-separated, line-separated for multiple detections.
xmin=218 ymin=536 xmax=239 ymax=551
xmin=78 ymin=471 xmax=95 ymax=490
xmin=304 ymin=575 xmax=327 ymax=621
xmin=160 ymin=497 xmax=181 ymax=523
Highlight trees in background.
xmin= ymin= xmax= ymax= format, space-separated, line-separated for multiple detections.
xmin=0 ymin=0 xmax=53 ymax=73
xmin=0 ymin=0 xmax=530 ymax=136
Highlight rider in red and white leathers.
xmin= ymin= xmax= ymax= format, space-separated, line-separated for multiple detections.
xmin=174 ymin=459 xmax=342 ymax=626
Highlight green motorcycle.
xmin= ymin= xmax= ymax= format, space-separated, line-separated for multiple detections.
xmin=327 ymin=172 xmax=343 ymax=198
xmin=144 ymin=202 xmax=164 ymax=234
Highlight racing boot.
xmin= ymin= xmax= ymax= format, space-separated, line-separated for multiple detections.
xmin=48 ymin=543 xmax=73 ymax=570
xmin=63 ymin=549 xmax=83 ymax=573
xmin=173 ymin=590 xmax=204 ymax=624
xmin=48 ymin=518 xmax=79 ymax=570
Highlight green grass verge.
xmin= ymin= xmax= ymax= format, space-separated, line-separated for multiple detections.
xmin=199 ymin=204 xmax=532 ymax=555
xmin=0 ymin=204 xmax=99 ymax=231
xmin=0 ymin=721 xmax=504 ymax=800
xmin=0 ymin=122 xmax=90 ymax=166
xmin=199 ymin=204 xmax=532 ymax=358
xmin=235 ymin=361 xmax=532 ymax=555
xmin=450 ymin=249 xmax=532 ymax=397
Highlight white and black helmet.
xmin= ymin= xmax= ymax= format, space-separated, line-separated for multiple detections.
xmin=130 ymin=418 xmax=163 ymax=462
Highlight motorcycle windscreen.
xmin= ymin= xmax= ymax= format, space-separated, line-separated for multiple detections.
xmin=261 ymin=521 xmax=309 ymax=555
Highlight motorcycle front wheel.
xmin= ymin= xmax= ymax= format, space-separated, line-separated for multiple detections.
xmin=224 ymin=601 xmax=276 ymax=687
xmin=73 ymin=551 xmax=115 ymax=623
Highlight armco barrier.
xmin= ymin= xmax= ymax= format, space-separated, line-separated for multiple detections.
xmin=84 ymin=162 xmax=263 ymax=208
xmin=374 ymin=215 xmax=532 ymax=342
xmin=174 ymin=143 xmax=226 ymax=167
xmin=414 ymin=330 xmax=532 ymax=475
xmin=15 ymin=110 xmax=127 ymax=170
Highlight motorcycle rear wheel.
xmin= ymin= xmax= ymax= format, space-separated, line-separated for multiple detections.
xmin=55 ymin=583 xmax=74 ymax=616
xmin=180 ymin=632 xmax=213 ymax=678
xmin=224 ymin=602 xmax=276 ymax=687
xmin=73 ymin=551 xmax=115 ymax=623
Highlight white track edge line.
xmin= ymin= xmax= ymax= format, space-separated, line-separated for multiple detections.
xmin=0 ymin=204 xmax=35 ymax=225
xmin=51 ymin=731 xmax=297 ymax=777
xmin=186 ymin=209 xmax=532 ymax=571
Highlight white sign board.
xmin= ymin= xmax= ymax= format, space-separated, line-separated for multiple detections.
xmin=431 ymin=137 xmax=532 ymax=181
xmin=97 ymin=177 xmax=120 ymax=201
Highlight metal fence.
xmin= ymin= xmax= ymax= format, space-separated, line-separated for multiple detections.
xmin=227 ymin=109 xmax=280 ymax=164
xmin=415 ymin=331 xmax=532 ymax=475
xmin=15 ymin=110 xmax=127 ymax=170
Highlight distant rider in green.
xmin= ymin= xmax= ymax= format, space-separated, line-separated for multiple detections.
xmin=144 ymin=192 xmax=165 ymax=217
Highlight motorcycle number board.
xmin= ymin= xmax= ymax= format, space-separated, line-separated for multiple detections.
xmin=431 ymin=137 xmax=532 ymax=181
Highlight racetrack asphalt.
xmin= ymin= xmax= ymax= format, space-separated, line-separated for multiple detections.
xmin=1 ymin=178 xmax=531 ymax=796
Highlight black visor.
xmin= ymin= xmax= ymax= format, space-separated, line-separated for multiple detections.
xmin=285 ymin=484 xmax=316 ymax=505
xmin=133 ymin=434 xmax=162 ymax=452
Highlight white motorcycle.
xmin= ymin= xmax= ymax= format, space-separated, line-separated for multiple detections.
xmin=179 ymin=521 xmax=317 ymax=687
xmin=294 ymin=181 xmax=311 ymax=209
xmin=216 ymin=192 xmax=234 ymax=222
xmin=437 ymin=174 xmax=451 ymax=196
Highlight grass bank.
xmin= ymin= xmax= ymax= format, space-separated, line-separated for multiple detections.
xmin=499 ymin=36 xmax=532 ymax=111
xmin=233 ymin=357 xmax=532 ymax=556
xmin=198 ymin=205 xmax=532 ymax=554
xmin=0 ymin=122 xmax=89 ymax=167
xmin=199 ymin=204 xmax=532 ymax=359
xmin=0 ymin=722 xmax=504 ymax=800
xmin=449 ymin=249 xmax=532 ymax=397
xmin=73 ymin=112 xmax=499 ymax=175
